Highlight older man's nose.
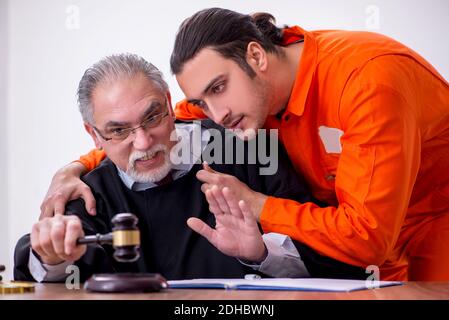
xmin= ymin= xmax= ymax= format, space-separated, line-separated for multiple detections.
xmin=132 ymin=127 xmax=154 ymax=151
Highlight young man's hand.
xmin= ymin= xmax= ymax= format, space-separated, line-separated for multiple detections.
xmin=40 ymin=162 xmax=96 ymax=219
xmin=31 ymin=215 xmax=86 ymax=265
xmin=196 ymin=162 xmax=268 ymax=221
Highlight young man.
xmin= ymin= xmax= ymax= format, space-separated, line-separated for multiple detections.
xmin=41 ymin=8 xmax=449 ymax=281
xmin=15 ymin=54 xmax=366 ymax=282
xmin=171 ymin=8 xmax=449 ymax=281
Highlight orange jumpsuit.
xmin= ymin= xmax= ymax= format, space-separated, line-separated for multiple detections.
xmin=78 ymin=26 xmax=449 ymax=281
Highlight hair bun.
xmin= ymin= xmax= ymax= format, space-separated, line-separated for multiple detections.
xmin=251 ymin=12 xmax=284 ymax=45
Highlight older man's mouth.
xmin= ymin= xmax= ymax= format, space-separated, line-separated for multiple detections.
xmin=135 ymin=150 xmax=164 ymax=169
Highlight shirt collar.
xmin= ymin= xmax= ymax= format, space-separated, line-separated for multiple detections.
xmin=282 ymin=25 xmax=318 ymax=117
xmin=117 ymin=122 xmax=210 ymax=191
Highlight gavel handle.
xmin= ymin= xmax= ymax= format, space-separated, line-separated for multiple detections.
xmin=77 ymin=233 xmax=113 ymax=245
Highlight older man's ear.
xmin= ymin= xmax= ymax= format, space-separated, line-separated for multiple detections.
xmin=84 ymin=123 xmax=103 ymax=150
xmin=165 ymin=91 xmax=176 ymax=120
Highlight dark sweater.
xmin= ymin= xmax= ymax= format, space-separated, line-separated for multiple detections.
xmin=14 ymin=120 xmax=367 ymax=281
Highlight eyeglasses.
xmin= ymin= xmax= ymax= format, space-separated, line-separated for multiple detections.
xmin=93 ymin=101 xmax=170 ymax=142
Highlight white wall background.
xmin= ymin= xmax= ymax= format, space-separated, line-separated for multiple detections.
xmin=1 ymin=0 xmax=448 ymax=280
xmin=0 ymin=0 xmax=8 ymax=281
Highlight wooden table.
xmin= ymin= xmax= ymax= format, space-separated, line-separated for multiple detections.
xmin=1 ymin=282 xmax=449 ymax=300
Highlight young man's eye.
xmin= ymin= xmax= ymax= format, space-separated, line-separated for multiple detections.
xmin=193 ymin=100 xmax=208 ymax=111
xmin=212 ymin=83 xmax=225 ymax=94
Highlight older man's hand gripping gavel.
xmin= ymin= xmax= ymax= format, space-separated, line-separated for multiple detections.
xmin=31 ymin=213 xmax=140 ymax=265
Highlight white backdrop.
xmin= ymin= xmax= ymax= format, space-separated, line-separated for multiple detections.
xmin=1 ymin=0 xmax=448 ymax=280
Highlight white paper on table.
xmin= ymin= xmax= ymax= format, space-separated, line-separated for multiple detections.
xmin=168 ymin=278 xmax=402 ymax=292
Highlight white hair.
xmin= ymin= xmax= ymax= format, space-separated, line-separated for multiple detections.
xmin=77 ymin=53 xmax=169 ymax=124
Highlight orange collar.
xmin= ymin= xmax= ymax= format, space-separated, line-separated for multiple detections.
xmin=282 ymin=26 xmax=318 ymax=117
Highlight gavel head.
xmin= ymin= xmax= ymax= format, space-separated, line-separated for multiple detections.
xmin=111 ymin=213 xmax=140 ymax=263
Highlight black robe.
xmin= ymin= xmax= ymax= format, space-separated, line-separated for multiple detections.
xmin=14 ymin=120 xmax=366 ymax=281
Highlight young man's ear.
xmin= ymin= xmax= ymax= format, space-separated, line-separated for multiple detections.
xmin=84 ymin=123 xmax=103 ymax=150
xmin=246 ymin=41 xmax=268 ymax=72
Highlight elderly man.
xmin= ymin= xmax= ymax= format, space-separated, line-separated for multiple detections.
xmin=14 ymin=54 xmax=366 ymax=282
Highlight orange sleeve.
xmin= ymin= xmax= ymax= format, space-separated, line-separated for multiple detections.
xmin=260 ymin=61 xmax=421 ymax=267
xmin=75 ymin=148 xmax=106 ymax=172
xmin=174 ymin=99 xmax=207 ymax=120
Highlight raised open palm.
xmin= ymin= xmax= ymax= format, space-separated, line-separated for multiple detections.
xmin=187 ymin=186 xmax=267 ymax=262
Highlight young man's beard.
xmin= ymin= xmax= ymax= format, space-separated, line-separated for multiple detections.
xmin=127 ymin=144 xmax=172 ymax=183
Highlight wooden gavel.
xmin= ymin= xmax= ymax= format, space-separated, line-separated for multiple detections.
xmin=76 ymin=213 xmax=140 ymax=263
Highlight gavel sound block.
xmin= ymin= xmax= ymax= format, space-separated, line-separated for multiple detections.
xmin=0 ymin=264 xmax=4 ymax=282
xmin=78 ymin=213 xmax=167 ymax=293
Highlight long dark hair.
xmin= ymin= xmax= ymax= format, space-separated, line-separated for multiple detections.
xmin=170 ymin=8 xmax=286 ymax=77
